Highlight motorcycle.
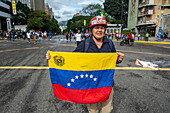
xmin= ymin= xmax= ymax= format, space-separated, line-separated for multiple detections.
xmin=120 ymin=38 xmax=134 ymax=46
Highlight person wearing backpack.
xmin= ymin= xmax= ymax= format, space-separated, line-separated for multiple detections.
xmin=46 ymin=16 xmax=124 ymax=113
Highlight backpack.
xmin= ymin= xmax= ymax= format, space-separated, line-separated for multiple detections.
xmin=84 ymin=38 xmax=114 ymax=52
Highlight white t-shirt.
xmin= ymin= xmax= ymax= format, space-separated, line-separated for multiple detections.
xmin=27 ymin=32 xmax=30 ymax=38
xmin=132 ymin=34 xmax=135 ymax=39
xmin=146 ymin=33 xmax=149 ymax=37
xmin=75 ymin=33 xmax=82 ymax=41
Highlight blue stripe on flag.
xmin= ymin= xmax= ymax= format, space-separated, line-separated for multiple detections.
xmin=49 ymin=68 xmax=115 ymax=89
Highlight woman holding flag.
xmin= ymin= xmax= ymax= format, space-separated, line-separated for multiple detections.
xmin=46 ymin=16 xmax=124 ymax=113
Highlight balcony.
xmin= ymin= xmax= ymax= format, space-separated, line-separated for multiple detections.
xmin=138 ymin=10 xmax=153 ymax=17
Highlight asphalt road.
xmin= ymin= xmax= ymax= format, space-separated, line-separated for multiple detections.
xmin=0 ymin=36 xmax=170 ymax=113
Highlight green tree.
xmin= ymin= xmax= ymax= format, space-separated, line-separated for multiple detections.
xmin=66 ymin=16 xmax=92 ymax=33
xmin=27 ymin=10 xmax=61 ymax=33
xmin=12 ymin=1 xmax=32 ymax=25
xmin=27 ymin=10 xmax=51 ymax=31
xmin=103 ymin=0 xmax=128 ymax=27
xmin=50 ymin=18 xmax=61 ymax=34
xmin=79 ymin=4 xmax=103 ymax=17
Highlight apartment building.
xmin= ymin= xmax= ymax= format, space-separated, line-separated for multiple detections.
xmin=49 ymin=8 xmax=54 ymax=19
xmin=45 ymin=3 xmax=50 ymax=15
xmin=0 ymin=0 xmax=11 ymax=30
xmin=128 ymin=0 xmax=170 ymax=36
xmin=30 ymin=0 xmax=45 ymax=11
xmin=45 ymin=3 xmax=54 ymax=19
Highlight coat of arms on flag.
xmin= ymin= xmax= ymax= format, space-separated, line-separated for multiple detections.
xmin=48 ymin=51 xmax=117 ymax=104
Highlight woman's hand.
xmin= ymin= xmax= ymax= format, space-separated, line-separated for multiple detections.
xmin=117 ymin=52 xmax=124 ymax=63
xmin=46 ymin=51 xmax=51 ymax=60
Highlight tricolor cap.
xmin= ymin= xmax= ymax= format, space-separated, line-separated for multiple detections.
xmin=90 ymin=16 xmax=107 ymax=28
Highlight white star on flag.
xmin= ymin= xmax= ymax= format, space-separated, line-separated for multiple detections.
xmin=71 ymin=78 xmax=75 ymax=82
xmin=75 ymin=75 xmax=79 ymax=79
xmin=90 ymin=74 xmax=93 ymax=78
xmin=93 ymin=78 xmax=97 ymax=81
xmin=67 ymin=83 xmax=71 ymax=87
xmin=80 ymin=74 xmax=84 ymax=78
xmin=85 ymin=74 xmax=88 ymax=78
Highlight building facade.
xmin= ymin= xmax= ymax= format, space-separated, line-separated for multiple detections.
xmin=127 ymin=0 xmax=139 ymax=33
xmin=45 ymin=3 xmax=49 ymax=15
xmin=106 ymin=24 xmax=121 ymax=34
xmin=30 ymin=0 xmax=45 ymax=11
xmin=128 ymin=0 xmax=170 ymax=36
xmin=45 ymin=3 xmax=54 ymax=19
xmin=0 ymin=0 xmax=11 ymax=30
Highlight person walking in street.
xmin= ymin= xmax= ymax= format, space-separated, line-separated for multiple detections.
xmin=12 ymin=31 xmax=15 ymax=41
xmin=26 ymin=31 xmax=31 ymax=43
xmin=66 ymin=32 xmax=69 ymax=41
xmin=1 ymin=30 xmax=4 ymax=40
xmin=6 ymin=31 xmax=9 ymax=41
xmin=69 ymin=32 xmax=72 ymax=41
xmin=138 ymin=33 xmax=140 ymax=40
xmin=22 ymin=31 xmax=26 ymax=40
xmin=44 ymin=31 xmax=47 ymax=40
xmin=75 ymin=29 xmax=82 ymax=46
xmin=145 ymin=32 xmax=149 ymax=41
xmin=30 ymin=32 xmax=32 ymax=39
xmin=39 ymin=31 xmax=43 ymax=42
xmin=49 ymin=32 xmax=52 ymax=40
xmin=116 ymin=33 xmax=119 ymax=41
xmin=132 ymin=33 xmax=135 ymax=41
xmin=46 ymin=16 xmax=124 ymax=113
xmin=33 ymin=30 xmax=37 ymax=44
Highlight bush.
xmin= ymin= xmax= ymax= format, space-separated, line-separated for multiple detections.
xmin=123 ymin=30 xmax=136 ymax=36
xmin=142 ymin=31 xmax=151 ymax=38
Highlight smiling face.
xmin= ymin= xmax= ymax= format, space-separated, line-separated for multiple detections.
xmin=92 ymin=25 xmax=105 ymax=40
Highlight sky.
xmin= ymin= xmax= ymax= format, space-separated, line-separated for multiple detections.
xmin=45 ymin=0 xmax=103 ymax=22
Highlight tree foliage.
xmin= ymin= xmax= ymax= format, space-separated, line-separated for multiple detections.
xmin=79 ymin=4 xmax=103 ymax=17
xmin=27 ymin=10 xmax=60 ymax=33
xmin=27 ymin=10 xmax=50 ymax=30
xmin=12 ymin=1 xmax=33 ymax=25
xmin=66 ymin=16 xmax=93 ymax=33
xmin=103 ymin=0 xmax=128 ymax=27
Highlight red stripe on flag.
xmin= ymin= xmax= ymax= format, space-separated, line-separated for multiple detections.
xmin=52 ymin=84 xmax=112 ymax=104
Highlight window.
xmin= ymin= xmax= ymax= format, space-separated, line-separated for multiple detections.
xmin=114 ymin=29 xmax=116 ymax=33
xmin=148 ymin=0 xmax=154 ymax=4
xmin=142 ymin=0 xmax=145 ymax=3
xmin=158 ymin=5 xmax=161 ymax=9
xmin=111 ymin=29 xmax=113 ymax=34
xmin=107 ymin=29 xmax=109 ymax=34
xmin=146 ymin=16 xmax=150 ymax=22
xmin=141 ymin=7 xmax=145 ymax=12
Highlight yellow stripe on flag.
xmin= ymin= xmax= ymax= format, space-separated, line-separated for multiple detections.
xmin=48 ymin=51 xmax=117 ymax=71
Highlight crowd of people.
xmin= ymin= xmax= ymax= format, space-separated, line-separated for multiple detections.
xmin=65 ymin=30 xmax=169 ymax=46
xmin=0 ymin=30 xmax=55 ymax=44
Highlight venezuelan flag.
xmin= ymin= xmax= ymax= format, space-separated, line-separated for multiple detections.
xmin=48 ymin=51 xmax=117 ymax=104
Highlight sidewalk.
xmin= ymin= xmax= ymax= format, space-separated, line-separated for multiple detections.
xmin=112 ymin=36 xmax=170 ymax=44
xmin=139 ymin=36 xmax=170 ymax=42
